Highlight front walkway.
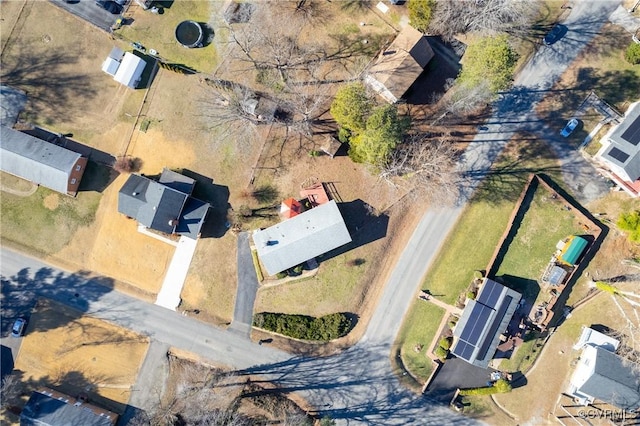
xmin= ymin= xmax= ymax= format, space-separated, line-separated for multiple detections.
xmin=155 ymin=236 xmax=198 ymax=310
xmin=419 ymin=293 xmax=462 ymax=363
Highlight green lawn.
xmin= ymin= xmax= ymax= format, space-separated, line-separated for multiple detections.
xmin=494 ymin=184 xmax=584 ymax=300
xmin=422 ymin=198 xmax=513 ymax=305
xmin=254 ymin=249 xmax=370 ymax=318
xmin=396 ymin=302 xmax=445 ymax=382
xmin=117 ymin=1 xmax=220 ymax=73
xmin=0 ymin=162 xmax=107 ymax=255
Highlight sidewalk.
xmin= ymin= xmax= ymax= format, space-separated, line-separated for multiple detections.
xmin=155 ymin=236 xmax=198 ymax=310
xmin=419 ymin=293 xmax=462 ymax=362
xmin=609 ymin=5 xmax=640 ymax=33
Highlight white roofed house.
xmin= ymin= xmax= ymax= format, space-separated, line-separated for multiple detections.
xmin=101 ymin=47 xmax=148 ymax=89
xmin=595 ymin=101 xmax=640 ymax=197
xmin=253 ymin=200 xmax=352 ymax=276
xmin=0 ymin=126 xmax=87 ymax=196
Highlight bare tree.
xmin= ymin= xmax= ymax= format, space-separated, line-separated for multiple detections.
xmin=0 ymin=375 xmax=21 ymax=409
xmin=227 ymin=4 xmax=322 ymax=86
xmin=429 ymin=80 xmax=493 ymax=126
xmin=429 ymin=0 xmax=539 ymax=39
xmin=380 ymin=134 xmax=462 ymax=203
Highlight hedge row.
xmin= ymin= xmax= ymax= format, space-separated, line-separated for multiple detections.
xmin=253 ymin=312 xmax=353 ymax=341
xmin=458 ymin=379 xmax=512 ymax=396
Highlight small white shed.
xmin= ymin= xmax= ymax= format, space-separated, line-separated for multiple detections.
xmin=114 ymin=53 xmax=147 ymax=89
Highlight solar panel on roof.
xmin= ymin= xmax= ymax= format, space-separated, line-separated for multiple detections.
xmin=478 ymin=280 xmax=503 ymax=308
xmin=621 ymin=116 xmax=640 ymax=146
xmin=460 ymin=303 xmax=493 ymax=345
xmin=608 ymin=147 xmax=630 ymax=163
xmin=453 ymin=341 xmax=475 ymax=361
xmin=477 ymin=295 xmax=513 ymax=360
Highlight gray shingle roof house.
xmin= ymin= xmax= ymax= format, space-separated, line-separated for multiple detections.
xmin=364 ymin=26 xmax=435 ymax=104
xmin=451 ymin=278 xmax=522 ymax=369
xmin=0 ymin=126 xmax=87 ymax=196
xmin=118 ymin=168 xmax=210 ymax=239
xmin=20 ymin=387 xmax=118 ymax=426
xmin=596 ymin=100 xmax=640 ymax=196
xmin=253 ymin=200 xmax=352 ymax=276
xmin=568 ymin=344 xmax=640 ymax=410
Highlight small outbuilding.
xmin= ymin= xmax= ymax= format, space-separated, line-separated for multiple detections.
xmin=558 ymin=236 xmax=588 ymax=266
xmin=102 ymin=48 xmax=147 ymax=89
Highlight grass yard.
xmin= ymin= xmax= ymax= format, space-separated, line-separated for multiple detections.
xmin=116 ymin=1 xmax=219 ymax=73
xmin=493 ymin=292 xmax=628 ymax=423
xmin=395 ymin=302 xmax=445 ymax=382
xmin=254 ymin=249 xmax=371 ymax=319
xmin=0 ymin=166 xmax=103 ymax=256
xmin=421 ymin=199 xmax=513 ymax=305
xmin=494 ymin=184 xmax=585 ymax=300
xmin=13 ymin=299 xmax=149 ymax=415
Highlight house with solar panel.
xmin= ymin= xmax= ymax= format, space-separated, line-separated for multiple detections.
xmin=451 ymin=278 xmax=522 ymax=369
xmin=0 ymin=126 xmax=88 ymax=196
xmin=595 ymin=100 xmax=640 ymax=197
xmin=118 ymin=168 xmax=210 ymax=240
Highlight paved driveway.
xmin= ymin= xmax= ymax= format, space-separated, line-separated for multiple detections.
xmin=49 ymin=0 xmax=121 ymax=32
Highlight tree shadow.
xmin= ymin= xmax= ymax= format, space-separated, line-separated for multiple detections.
xmin=229 ymin=343 xmax=471 ymax=424
xmin=1 ymin=50 xmax=96 ymax=124
xmin=180 ymin=169 xmax=231 ymax=238
xmin=1 ymin=267 xmax=115 ymax=337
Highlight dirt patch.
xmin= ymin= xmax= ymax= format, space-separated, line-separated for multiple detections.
xmin=13 ymin=299 xmax=149 ymax=415
xmin=42 ymin=193 xmax=59 ymax=210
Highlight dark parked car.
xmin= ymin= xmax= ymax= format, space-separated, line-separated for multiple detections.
xmin=543 ymin=24 xmax=567 ymax=45
xmin=11 ymin=318 xmax=26 ymax=337
xmin=95 ymin=0 xmax=122 ymax=14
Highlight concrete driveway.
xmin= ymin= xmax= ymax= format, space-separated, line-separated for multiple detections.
xmin=49 ymin=0 xmax=122 ymax=32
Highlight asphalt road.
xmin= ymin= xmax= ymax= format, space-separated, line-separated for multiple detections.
xmin=0 ymin=1 xmax=621 ymax=424
xmin=49 ymin=0 xmax=122 ymax=32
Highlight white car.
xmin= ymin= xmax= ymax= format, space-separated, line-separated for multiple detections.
xmin=560 ymin=118 xmax=579 ymax=137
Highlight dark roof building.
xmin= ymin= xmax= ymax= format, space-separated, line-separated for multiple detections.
xmin=118 ymin=168 xmax=209 ymax=239
xmin=0 ymin=126 xmax=87 ymax=196
xmin=253 ymin=200 xmax=352 ymax=275
xmin=451 ymin=278 xmax=522 ymax=369
xmin=597 ymin=100 xmax=640 ymax=196
xmin=364 ymin=26 xmax=434 ymax=103
xmin=568 ymin=345 xmax=640 ymax=410
xmin=20 ymin=387 xmax=118 ymax=426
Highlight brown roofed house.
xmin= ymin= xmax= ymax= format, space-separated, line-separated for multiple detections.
xmin=364 ymin=26 xmax=434 ymax=103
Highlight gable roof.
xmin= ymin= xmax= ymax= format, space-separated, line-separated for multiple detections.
xmin=253 ymin=200 xmax=352 ymax=275
xmin=21 ymin=388 xmax=117 ymax=426
xmin=0 ymin=125 xmax=82 ymax=194
xmin=601 ymin=101 xmax=640 ymax=182
xmin=118 ymin=174 xmax=189 ymax=235
xmin=113 ymin=52 xmax=147 ymax=89
xmin=365 ymin=26 xmax=434 ymax=103
xmin=452 ymin=278 xmax=521 ymax=369
xmin=578 ymin=346 xmax=640 ymax=410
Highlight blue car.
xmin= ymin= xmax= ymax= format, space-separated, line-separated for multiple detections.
xmin=11 ymin=318 xmax=26 ymax=337
xmin=560 ymin=118 xmax=579 ymax=137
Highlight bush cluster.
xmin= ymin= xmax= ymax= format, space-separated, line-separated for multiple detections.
xmin=459 ymin=379 xmax=512 ymax=396
xmin=253 ymin=312 xmax=353 ymax=341
xmin=625 ymin=42 xmax=640 ymax=65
